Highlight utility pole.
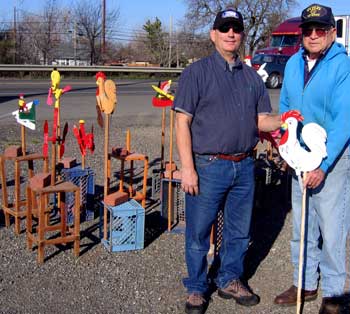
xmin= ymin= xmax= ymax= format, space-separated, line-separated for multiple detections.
xmin=168 ymin=15 xmax=172 ymax=68
xmin=174 ymin=26 xmax=179 ymax=67
xmin=176 ymin=28 xmax=179 ymax=68
xmin=13 ymin=6 xmax=17 ymax=64
xmin=74 ymin=22 xmax=77 ymax=65
xmin=102 ymin=0 xmax=106 ymax=54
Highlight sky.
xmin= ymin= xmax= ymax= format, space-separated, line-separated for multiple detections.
xmin=1 ymin=1 xmax=349 ymax=32
xmin=1 ymin=0 xmax=187 ymax=31
xmin=291 ymin=1 xmax=350 ymax=16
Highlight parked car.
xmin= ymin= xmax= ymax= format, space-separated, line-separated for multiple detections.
xmin=251 ymin=54 xmax=290 ymax=89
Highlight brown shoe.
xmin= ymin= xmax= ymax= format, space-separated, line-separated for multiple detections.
xmin=217 ymin=279 xmax=260 ymax=306
xmin=274 ymin=285 xmax=318 ymax=306
xmin=319 ymin=297 xmax=341 ymax=314
xmin=185 ymin=293 xmax=208 ymax=314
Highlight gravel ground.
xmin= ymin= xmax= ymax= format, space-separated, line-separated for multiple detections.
xmin=0 ymin=115 xmax=348 ymax=314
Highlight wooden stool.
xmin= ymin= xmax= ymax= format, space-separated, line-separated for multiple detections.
xmin=0 ymin=153 xmax=48 ymax=234
xmin=26 ymin=181 xmax=80 ymax=264
xmin=111 ymin=151 xmax=148 ymax=208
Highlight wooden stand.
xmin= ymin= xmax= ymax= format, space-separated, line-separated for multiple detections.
xmin=0 ymin=153 xmax=48 ymax=234
xmin=26 ymin=181 xmax=80 ymax=264
xmin=110 ymin=131 xmax=149 ymax=209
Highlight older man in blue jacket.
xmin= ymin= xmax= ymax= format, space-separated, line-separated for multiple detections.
xmin=274 ymin=4 xmax=350 ymax=314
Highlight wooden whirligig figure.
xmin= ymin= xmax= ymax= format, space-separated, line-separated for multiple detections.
xmin=279 ymin=111 xmax=327 ymax=176
xmin=45 ymin=68 xmax=71 ymax=183
xmin=95 ymin=71 xmax=116 ymax=128
xmin=12 ymin=95 xmax=39 ymax=148
xmin=18 ymin=93 xmax=28 ymax=113
xmin=73 ymin=120 xmax=95 ymax=170
xmin=0 ymin=94 xmax=48 ymax=234
xmin=278 ymin=110 xmax=327 ymax=313
xmin=95 ymin=71 xmax=117 ymax=239
xmin=151 ymin=81 xmax=176 ymax=231
xmin=152 ymin=80 xmax=174 ymax=174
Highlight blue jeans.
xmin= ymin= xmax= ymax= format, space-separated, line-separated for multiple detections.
xmin=183 ymin=154 xmax=255 ymax=294
xmin=291 ymin=149 xmax=350 ymax=297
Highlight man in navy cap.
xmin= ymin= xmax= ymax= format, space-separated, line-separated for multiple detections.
xmin=173 ymin=8 xmax=282 ymax=314
xmin=274 ymin=4 xmax=350 ymax=314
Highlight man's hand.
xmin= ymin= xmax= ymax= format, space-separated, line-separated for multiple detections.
xmin=181 ymin=167 xmax=199 ymax=196
xmin=304 ymin=168 xmax=325 ymax=189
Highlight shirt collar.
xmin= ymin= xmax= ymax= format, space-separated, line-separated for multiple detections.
xmin=213 ymin=50 xmax=243 ymax=71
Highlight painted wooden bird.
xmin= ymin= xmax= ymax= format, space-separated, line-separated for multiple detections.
xmin=95 ymin=72 xmax=117 ymax=128
xmin=278 ymin=110 xmax=327 ymax=175
xmin=151 ymin=80 xmax=174 ymax=107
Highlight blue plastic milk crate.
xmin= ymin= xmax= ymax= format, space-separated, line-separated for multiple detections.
xmin=61 ymin=165 xmax=95 ymax=224
xmin=160 ymin=178 xmax=186 ymax=233
xmin=101 ymin=199 xmax=145 ymax=252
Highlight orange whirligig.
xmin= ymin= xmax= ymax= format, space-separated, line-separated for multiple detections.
xmin=95 ymin=71 xmax=117 ymax=127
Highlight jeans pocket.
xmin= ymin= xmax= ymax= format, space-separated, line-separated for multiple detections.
xmin=194 ymin=154 xmax=217 ymax=168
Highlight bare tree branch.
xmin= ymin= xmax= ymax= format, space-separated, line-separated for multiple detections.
xmin=183 ymin=0 xmax=297 ymax=55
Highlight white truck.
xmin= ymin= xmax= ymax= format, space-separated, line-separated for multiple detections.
xmin=335 ymin=15 xmax=350 ymax=54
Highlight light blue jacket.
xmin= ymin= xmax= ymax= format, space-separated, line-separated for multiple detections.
xmin=280 ymin=42 xmax=350 ymax=173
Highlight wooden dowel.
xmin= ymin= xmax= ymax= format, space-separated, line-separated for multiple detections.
xmin=126 ymin=129 xmax=131 ymax=152
xmin=167 ymin=109 xmax=174 ymax=231
xmin=296 ymin=172 xmax=308 ymax=314
xmin=161 ymin=107 xmax=166 ymax=173
xmin=21 ymin=125 xmax=26 ymax=156
xmin=51 ymin=141 xmax=56 ymax=185
xmin=56 ymin=103 xmax=61 ymax=161
xmin=103 ymin=114 xmax=110 ymax=240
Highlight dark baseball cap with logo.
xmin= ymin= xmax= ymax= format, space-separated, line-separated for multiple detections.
xmin=213 ymin=9 xmax=244 ymax=31
xmin=299 ymin=3 xmax=335 ymax=28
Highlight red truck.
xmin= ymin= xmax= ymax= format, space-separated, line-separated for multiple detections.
xmin=256 ymin=16 xmax=350 ymax=56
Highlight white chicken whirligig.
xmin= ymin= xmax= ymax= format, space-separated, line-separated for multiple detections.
xmin=278 ymin=111 xmax=327 ymax=175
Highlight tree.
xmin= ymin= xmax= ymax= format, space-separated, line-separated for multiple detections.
xmin=0 ymin=27 xmax=13 ymax=64
xmin=176 ymin=27 xmax=214 ymax=65
xmin=19 ymin=0 xmax=65 ymax=64
xmin=141 ymin=18 xmax=169 ymax=66
xmin=183 ymin=0 xmax=297 ymax=55
xmin=73 ymin=0 xmax=120 ymax=65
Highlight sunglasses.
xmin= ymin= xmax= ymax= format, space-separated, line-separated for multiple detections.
xmin=217 ymin=24 xmax=243 ymax=34
xmin=302 ymin=27 xmax=330 ymax=37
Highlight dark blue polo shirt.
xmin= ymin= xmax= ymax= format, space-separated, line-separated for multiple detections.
xmin=173 ymin=51 xmax=272 ymax=155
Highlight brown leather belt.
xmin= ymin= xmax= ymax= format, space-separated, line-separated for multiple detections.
xmin=215 ymin=152 xmax=250 ymax=162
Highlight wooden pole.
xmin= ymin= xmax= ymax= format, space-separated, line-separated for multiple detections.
xmin=126 ymin=129 xmax=133 ymax=196
xmin=296 ymin=172 xmax=308 ymax=314
xmin=167 ymin=109 xmax=174 ymax=231
xmin=21 ymin=125 xmax=26 ymax=156
xmin=57 ymin=104 xmax=61 ymax=161
xmin=103 ymin=113 xmax=110 ymax=240
xmin=51 ymin=139 xmax=56 ymax=185
xmin=81 ymin=154 xmax=85 ymax=170
xmin=126 ymin=129 xmax=131 ymax=151
xmin=161 ymin=107 xmax=166 ymax=173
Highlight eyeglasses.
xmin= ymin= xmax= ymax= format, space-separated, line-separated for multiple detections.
xmin=302 ymin=27 xmax=330 ymax=37
xmin=217 ymin=24 xmax=243 ymax=34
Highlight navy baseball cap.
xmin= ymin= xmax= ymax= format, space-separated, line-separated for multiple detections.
xmin=213 ymin=9 xmax=244 ymax=31
xmin=299 ymin=3 xmax=335 ymax=28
